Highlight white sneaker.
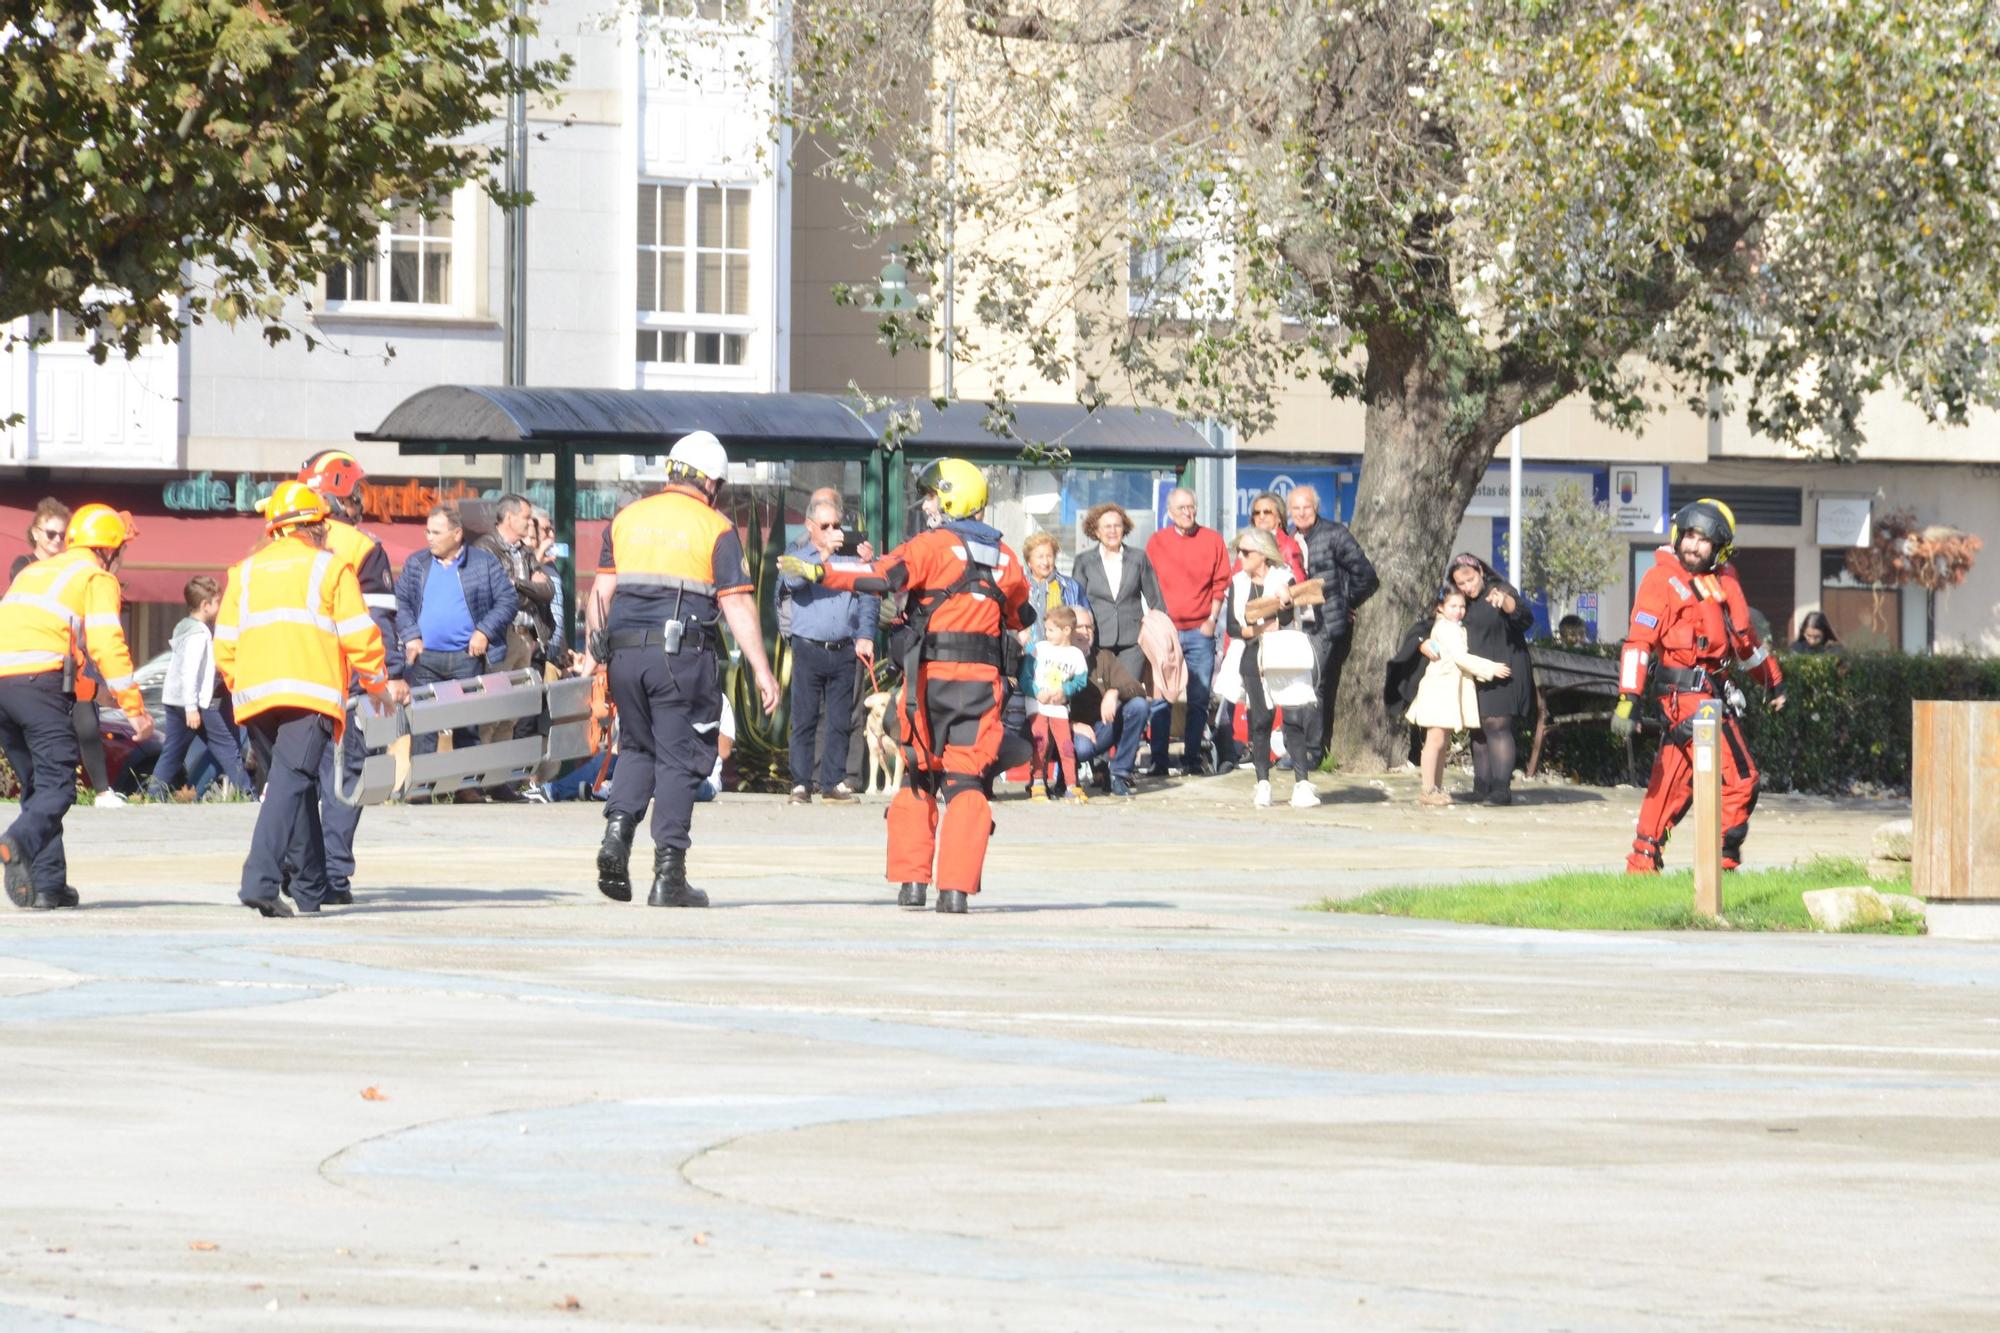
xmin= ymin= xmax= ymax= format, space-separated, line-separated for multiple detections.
xmin=94 ymin=789 xmax=127 ymax=807
xmin=1253 ymin=779 xmax=1272 ymax=808
xmin=1290 ymin=781 xmax=1320 ymax=809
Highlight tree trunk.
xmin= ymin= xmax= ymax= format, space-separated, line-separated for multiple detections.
xmin=1332 ymin=341 xmax=1501 ymax=771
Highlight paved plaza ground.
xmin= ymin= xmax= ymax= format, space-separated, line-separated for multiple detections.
xmin=2 ymin=769 xmax=1994 ymax=1329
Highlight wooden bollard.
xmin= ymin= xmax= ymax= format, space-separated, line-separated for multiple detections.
xmin=1912 ymin=701 xmax=2000 ymax=899
xmin=1690 ymin=701 xmax=1723 ymax=918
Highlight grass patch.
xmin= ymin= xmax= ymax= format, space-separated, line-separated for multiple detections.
xmin=1317 ymin=857 xmax=1921 ymax=933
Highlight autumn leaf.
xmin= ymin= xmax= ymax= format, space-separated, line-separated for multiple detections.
xmin=360 ymin=1086 xmax=389 ymax=1101
xmin=556 ymin=1295 xmax=582 ymax=1311
xmin=189 ymin=1240 xmax=219 ymax=1252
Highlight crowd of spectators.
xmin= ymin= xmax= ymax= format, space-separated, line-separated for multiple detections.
xmin=27 ymin=475 xmax=1844 ymax=813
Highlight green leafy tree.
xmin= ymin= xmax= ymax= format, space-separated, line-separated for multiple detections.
xmin=733 ymin=0 xmax=2000 ymax=765
xmin=1523 ymin=481 xmax=1624 ymax=626
xmin=1 ymin=1 xmax=569 ymax=358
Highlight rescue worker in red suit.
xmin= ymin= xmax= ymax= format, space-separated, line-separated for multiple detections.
xmin=1612 ymin=499 xmax=1787 ymax=873
xmin=781 ymin=458 xmax=1031 ymax=914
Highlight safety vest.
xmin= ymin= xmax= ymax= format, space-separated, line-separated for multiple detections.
xmin=214 ymin=532 xmax=388 ymax=733
xmin=325 ymin=519 xmax=396 ymax=615
xmin=0 ymin=547 xmax=144 ymax=717
xmin=606 ymin=485 xmax=748 ymax=632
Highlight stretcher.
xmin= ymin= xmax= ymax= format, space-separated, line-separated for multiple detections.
xmin=332 ymin=669 xmax=596 ymax=806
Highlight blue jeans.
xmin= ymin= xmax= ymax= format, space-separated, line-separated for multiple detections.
xmin=153 ymin=700 xmax=254 ymax=795
xmin=1074 ymin=695 xmax=1151 ymax=779
xmin=1148 ymin=628 xmax=1216 ymax=773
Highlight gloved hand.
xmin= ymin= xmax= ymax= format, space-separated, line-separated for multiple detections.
xmin=777 ymin=554 xmax=823 ymax=583
xmin=1610 ymin=695 xmax=1639 ymax=740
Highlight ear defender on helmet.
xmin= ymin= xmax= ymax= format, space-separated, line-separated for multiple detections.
xmin=665 ymin=430 xmax=729 ymax=486
xmin=917 ymin=457 xmax=988 ymax=519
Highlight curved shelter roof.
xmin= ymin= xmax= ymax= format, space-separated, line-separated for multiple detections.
xmin=358 ymin=386 xmax=1225 ymax=464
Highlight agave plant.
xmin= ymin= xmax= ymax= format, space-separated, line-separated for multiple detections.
xmin=719 ymin=491 xmax=794 ymax=791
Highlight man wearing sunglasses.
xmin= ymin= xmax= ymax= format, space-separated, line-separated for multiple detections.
xmin=778 ymin=499 xmax=878 ymax=805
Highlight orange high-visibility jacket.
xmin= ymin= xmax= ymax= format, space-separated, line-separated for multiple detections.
xmin=215 ymin=533 xmax=388 ymax=735
xmin=0 ymin=547 xmax=145 ymax=718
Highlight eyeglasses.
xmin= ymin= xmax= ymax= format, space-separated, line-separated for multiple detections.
xmin=810 ymin=520 xmax=842 ymax=531
xmin=38 ymin=527 xmax=64 ymax=541
xmin=1251 ymin=507 xmax=1278 ymax=517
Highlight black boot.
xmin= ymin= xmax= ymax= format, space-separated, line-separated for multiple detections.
xmin=935 ymin=889 xmax=968 ymax=914
xmin=898 ymin=882 xmax=928 ymax=909
xmin=597 ymin=812 xmax=637 ymax=902
xmin=1 ymin=835 xmax=32 ymax=909
xmin=29 ymin=885 xmax=79 ymax=910
xmin=647 ymin=847 xmax=710 ymax=908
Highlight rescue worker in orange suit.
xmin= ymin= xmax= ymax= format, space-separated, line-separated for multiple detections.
xmin=288 ymin=449 xmax=403 ymax=905
xmin=1612 ymin=498 xmax=1787 ymax=873
xmin=0 ymin=505 xmax=155 ymax=910
xmin=576 ymin=431 xmax=780 ymax=908
xmin=216 ymin=483 xmax=407 ymax=917
xmin=782 ymin=458 xmax=1032 ymax=915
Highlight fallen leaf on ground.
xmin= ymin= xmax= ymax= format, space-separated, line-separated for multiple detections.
xmin=189 ymin=1241 xmax=219 ymax=1252
xmin=692 ymin=1233 xmax=709 ymax=1247
xmin=360 ymin=1086 xmax=389 ymax=1101
xmin=556 ymin=1295 xmax=582 ymax=1311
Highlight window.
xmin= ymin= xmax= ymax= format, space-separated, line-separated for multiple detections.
xmin=641 ymin=0 xmax=748 ymax=17
xmin=326 ymin=200 xmax=453 ymax=308
xmin=1124 ymin=179 xmax=1234 ymax=319
xmin=637 ymin=182 xmax=753 ymax=368
xmin=26 ymin=309 xmax=151 ymax=347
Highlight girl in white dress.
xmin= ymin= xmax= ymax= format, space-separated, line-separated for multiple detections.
xmin=1407 ymin=586 xmax=1512 ymax=806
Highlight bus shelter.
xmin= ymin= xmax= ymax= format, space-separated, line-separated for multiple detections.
xmin=359 ymin=386 xmax=1230 ymax=628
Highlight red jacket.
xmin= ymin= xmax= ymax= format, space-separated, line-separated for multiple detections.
xmin=1619 ymin=547 xmax=1783 ymax=696
xmin=1145 ymin=523 xmax=1230 ymax=631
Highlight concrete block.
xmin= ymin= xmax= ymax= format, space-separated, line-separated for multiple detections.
xmin=1868 ymin=857 xmax=1913 ymax=883
xmin=1878 ymin=893 xmax=1927 ymax=924
xmin=1802 ymin=886 xmax=1891 ymax=932
xmin=1871 ymin=818 xmax=1913 ymax=862
xmin=1925 ymin=903 xmax=2000 ymax=940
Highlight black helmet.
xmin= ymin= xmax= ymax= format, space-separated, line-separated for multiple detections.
xmin=1670 ymin=498 xmax=1735 ymax=567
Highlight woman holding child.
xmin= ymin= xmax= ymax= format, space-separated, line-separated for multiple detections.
xmin=1226 ymin=527 xmax=1319 ymax=809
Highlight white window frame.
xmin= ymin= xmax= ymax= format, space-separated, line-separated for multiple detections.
xmin=320 ymin=185 xmax=478 ymax=321
xmin=1126 ymin=180 xmax=1236 ymax=320
xmin=638 ymin=0 xmax=751 ymax=23
xmin=636 ymin=179 xmax=757 ymax=372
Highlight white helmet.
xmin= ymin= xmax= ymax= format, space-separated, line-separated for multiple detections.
xmin=667 ymin=430 xmax=728 ymax=482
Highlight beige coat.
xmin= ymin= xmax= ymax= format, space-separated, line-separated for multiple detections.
xmin=1406 ymin=616 xmax=1507 ymax=730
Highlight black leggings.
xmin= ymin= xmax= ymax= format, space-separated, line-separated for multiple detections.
xmin=1470 ymin=715 xmax=1517 ymax=796
xmin=1241 ymin=661 xmax=1312 ymax=783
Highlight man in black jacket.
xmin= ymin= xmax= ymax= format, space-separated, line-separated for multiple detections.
xmin=473 ymin=494 xmax=554 ymax=800
xmin=1286 ymin=485 xmax=1378 ymax=768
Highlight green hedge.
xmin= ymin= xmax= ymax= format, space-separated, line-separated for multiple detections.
xmin=1533 ymin=650 xmax=2000 ymax=794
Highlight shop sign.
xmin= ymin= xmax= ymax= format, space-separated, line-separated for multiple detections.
xmin=1232 ymin=464 xmax=1357 ymax=527
xmin=1816 ymin=496 xmax=1872 ymax=548
xmin=1608 ymin=465 xmax=1667 ymax=533
xmin=1465 ymin=464 xmax=1603 ymax=519
xmin=162 ymin=471 xmax=631 ymax=522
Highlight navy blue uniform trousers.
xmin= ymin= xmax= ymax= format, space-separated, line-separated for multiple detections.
xmin=606 ymin=643 xmax=721 ymax=853
xmin=787 ymin=636 xmax=856 ymax=791
xmin=0 ymin=672 xmax=80 ymax=891
xmin=243 ymin=708 xmax=333 ymax=909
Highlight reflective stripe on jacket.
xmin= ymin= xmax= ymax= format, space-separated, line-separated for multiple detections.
xmin=215 ymin=533 xmax=388 ymax=734
xmin=0 ymin=547 xmax=144 ymax=716
xmin=326 ymin=517 xmax=404 ymax=679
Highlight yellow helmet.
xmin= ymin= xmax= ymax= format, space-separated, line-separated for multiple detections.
xmin=66 ymin=504 xmax=132 ymax=551
xmin=917 ymin=457 xmax=987 ymax=519
xmin=261 ymin=480 xmax=332 ymax=535
xmin=1670 ymin=497 xmax=1737 ymax=566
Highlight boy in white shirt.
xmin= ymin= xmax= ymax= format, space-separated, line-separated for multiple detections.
xmin=154 ymin=575 xmax=255 ymax=797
